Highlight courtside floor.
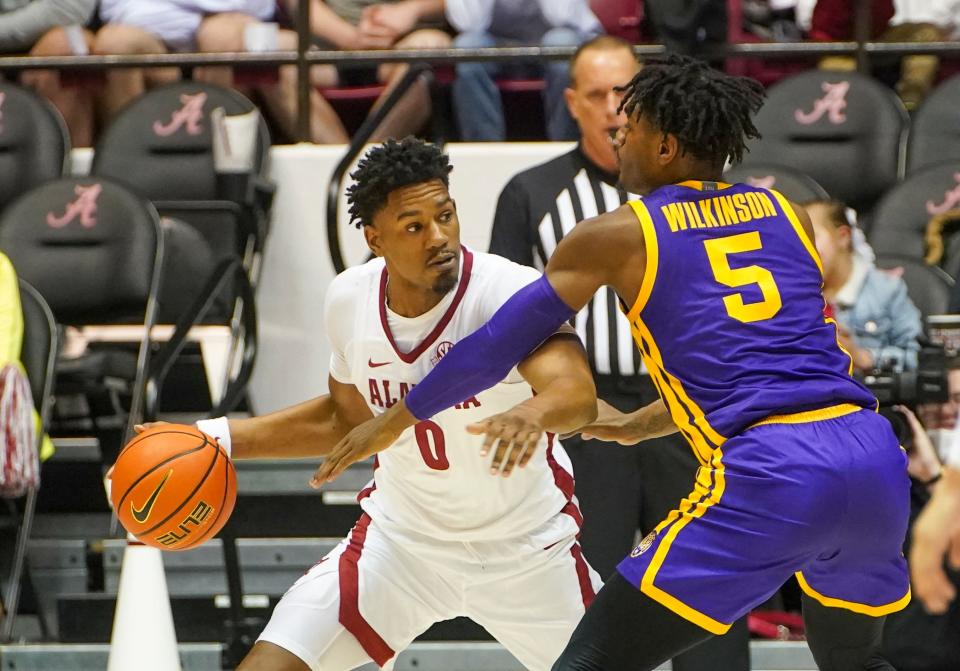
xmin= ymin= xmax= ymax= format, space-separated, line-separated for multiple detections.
xmin=0 ymin=641 xmax=817 ymax=670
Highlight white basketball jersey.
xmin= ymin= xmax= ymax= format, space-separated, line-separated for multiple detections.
xmin=325 ymin=248 xmax=580 ymax=543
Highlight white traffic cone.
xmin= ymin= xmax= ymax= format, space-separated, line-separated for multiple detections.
xmin=107 ymin=537 xmax=182 ymax=671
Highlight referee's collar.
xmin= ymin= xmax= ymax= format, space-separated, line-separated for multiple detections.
xmin=576 ymin=143 xmax=619 ymax=186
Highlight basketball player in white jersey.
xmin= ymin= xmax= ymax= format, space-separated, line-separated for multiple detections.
xmin=151 ymin=138 xmax=603 ymax=671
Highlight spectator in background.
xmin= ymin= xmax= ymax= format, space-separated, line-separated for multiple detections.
xmin=250 ymin=0 xmax=450 ymax=143
xmin=191 ymin=3 xmax=349 ymax=144
xmin=94 ymin=0 xmax=277 ymax=120
xmin=642 ymin=0 xmax=727 ymax=57
xmin=488 ymin=36 xmax=750 ymax=671
xmin=807 ymin=0 xmax=957 ymax=110
xmin=0 ymin=0 xmax=97 ymax=146
xmin=874 ymin=400 xmax=960 ymax=669
xmin=447 ymin=0 xmax=601 ymax=141
xmin=808 ymin=199 xmax=922 ymax=373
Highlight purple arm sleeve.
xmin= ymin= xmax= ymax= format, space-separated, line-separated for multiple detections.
xmin=404 ymin=275 xmax=576 ymax=420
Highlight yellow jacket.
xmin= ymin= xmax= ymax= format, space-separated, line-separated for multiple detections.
xmin=0 ymin=252 xmax=54 ymax=461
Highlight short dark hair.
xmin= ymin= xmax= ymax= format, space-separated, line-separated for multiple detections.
xmin=346 ymin=137 xmax=453 ymax=228
xmin=616 ymin=54 xmax=766 ymax=166
xmin=569 ymin=35 xmax=635 ymax=87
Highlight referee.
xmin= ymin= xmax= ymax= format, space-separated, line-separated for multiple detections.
xmin=488 ymin=36 xmax=749 ymax=671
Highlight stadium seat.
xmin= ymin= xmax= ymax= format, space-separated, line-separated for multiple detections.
xmin=867 ymin=162 xmax=960 ymax=278
xmin=906 ymin=74 xmax=960 ymax=174
xmin=92 ymin=82 xmax=274 ymax=309
xmin=723 ymin=163 xmax=829 ymax=203
xmin=741 ymin=70 xmax=908 ymax=214
xmin=1 ymin=280 xmax=57 ymax=641
xmin=0 ymin=178 xmax=164 ymax=459
xmin=0 ymin=82 xmax=69 ymax=215
xmin=876 ymin=255 xmax=954 ymax=321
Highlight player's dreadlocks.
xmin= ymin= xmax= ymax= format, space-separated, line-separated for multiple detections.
xmin=616 ymin=54 xmax=766 ymax=166
xmin=347 ymin=137 xmax=453 ymax=228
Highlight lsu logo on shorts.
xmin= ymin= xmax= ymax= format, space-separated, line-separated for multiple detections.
xmin=631 ymin=531 xmax=657 ymax=558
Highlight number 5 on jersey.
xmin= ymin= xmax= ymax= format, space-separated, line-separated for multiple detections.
xmin=704 ymin=231 xmax=783 ymax=323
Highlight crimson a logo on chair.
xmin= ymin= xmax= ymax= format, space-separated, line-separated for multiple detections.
xmin=746 ymin=175 xmax=777 ymax=190
xmin=794 ymin=81 xmax=849 ymax=125
xmin=153 ymin=92 xmax=207 ymax=137
xmin=630 ymin=531 xmax=657 ymax=558
xmin=46 ymin=183 xmax=102 ymax=229
xmin=926 ymin=173 xmax=960 ymax=215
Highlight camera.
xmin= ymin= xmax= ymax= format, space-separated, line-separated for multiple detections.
xmin=861 ymin=344 xmax=949 ymax=407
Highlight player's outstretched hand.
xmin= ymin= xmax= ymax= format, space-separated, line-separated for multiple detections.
xmin=572 ymin=400 xmax=639 ymax=444
xmin=311 ymin=402 xmax=415 ymax=487
xmin=468 ymin=405 xmax=544 ymax=477
xmin=910 ymin=471 xmax=960 ymax=614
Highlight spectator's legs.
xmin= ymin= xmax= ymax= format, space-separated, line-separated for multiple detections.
xmin=452 ymin=31 xmax=504 ymax=141
xmin=94 ymin=25 xmax=178 ymax=120
xmin=21 ymin=27 xmax=96 ymax=147
xmin=540 ymin=27 xmax=582 ymax=142
xmin=883 ymin=22 xmax=943 ymax=111
xmin=371 ymin=28 xmax=451 ymax=142
xmin=194 ymin=13 xmax=348 ymax=143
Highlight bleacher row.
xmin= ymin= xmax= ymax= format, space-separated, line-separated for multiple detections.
xmin=1 ymin=59 xmax=959 ymax=669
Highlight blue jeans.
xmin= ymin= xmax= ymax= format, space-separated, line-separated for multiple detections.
xmin=453 ymin=28 xmax=588 ymax=141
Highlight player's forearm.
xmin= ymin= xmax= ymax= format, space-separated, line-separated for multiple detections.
xmin=627 ymin=399 xmax=678 ymax=441
xmin=228 ymin=396 xmax=352 ymax=460
xmin=404 ymin=276 xmax=576 ymax=420
xmin=515 ymin=378 xmax=598 ymax=435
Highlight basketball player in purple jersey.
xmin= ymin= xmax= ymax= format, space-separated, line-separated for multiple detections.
xmin=316 ymin=55 xmax=910 ymax=670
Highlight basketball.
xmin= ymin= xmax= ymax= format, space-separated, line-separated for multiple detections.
xmin=111 ymin=424 xmax=237 ymax=551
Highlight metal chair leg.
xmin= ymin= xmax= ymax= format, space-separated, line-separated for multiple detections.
xmin=1 ymin=485 xmax=38 ymax=640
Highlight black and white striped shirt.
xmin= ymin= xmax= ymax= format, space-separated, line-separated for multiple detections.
xmin=489 ymin=146 xmax=644 ymax=377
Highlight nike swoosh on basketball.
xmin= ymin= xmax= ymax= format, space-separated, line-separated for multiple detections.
xmin=131 ymin=469 xmax=173 ymax=524
xmin=368 ymin=358 xmax=391 ymax=368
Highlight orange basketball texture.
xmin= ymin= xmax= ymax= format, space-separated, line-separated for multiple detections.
xmin=111 ymin=424 xmax=237 ymax=551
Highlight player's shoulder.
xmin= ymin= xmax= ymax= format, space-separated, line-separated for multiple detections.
xmin=325 ymin=257 xmax=385 ymax=308
xmin=468 ymin=248 xmax=541 ymax=287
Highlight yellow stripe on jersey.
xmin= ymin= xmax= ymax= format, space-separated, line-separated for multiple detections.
xmin=768 ymin=188 xmax=823 ymax=275
xmin=642 ymin=447 xmax=732 ymax=635
xmin=768 ymin=188 xmax=856 ymax=375
xmin=631 ymin=323 xmax=714 ymax=465
xmin=624 ymin=200 xmax=659 ymax=324
xmin=630 ymin=317 xmax=727 ymax=462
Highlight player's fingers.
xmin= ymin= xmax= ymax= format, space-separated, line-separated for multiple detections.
xmin=490 ymin=436 xmax=515 ymax=474
xmin=500 ymin=434 xmax=532 ymax=477
xmin=916 ymin=570 xmax=955 ymax=614
xmin=466 ymin=421 xmax=488 ymax=435
xmin=478 ymin=421 xmax=501 ymax=457
xmin=517 ymin=434 xmax=540 ymax=469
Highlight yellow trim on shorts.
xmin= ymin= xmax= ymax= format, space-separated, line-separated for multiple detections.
xmin=624 ymin=200 xmax=659 ymax=323
xmin=750 ymin=403 xmax=863 ymax=428
xmin=795 ymin=571 xmax=912 ymax=617
xmin=641 ymin=448 xmax=732 ymax=635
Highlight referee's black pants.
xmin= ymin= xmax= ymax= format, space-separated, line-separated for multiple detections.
xmin=562 ymin=375 xmax=750 ymax=671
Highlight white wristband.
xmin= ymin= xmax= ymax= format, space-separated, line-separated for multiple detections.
xmin=196 ymin=416 xmax=232 ymax=458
